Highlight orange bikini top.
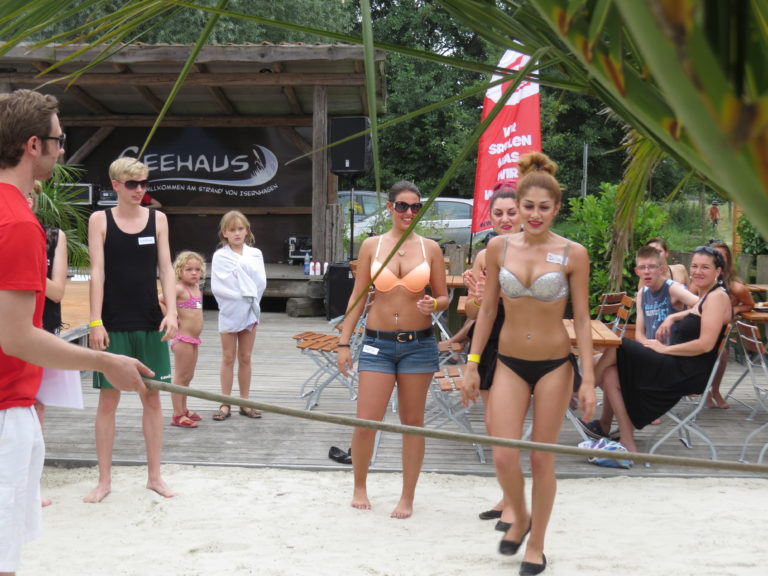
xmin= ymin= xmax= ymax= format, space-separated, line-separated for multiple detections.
xmin=370 ymin=236 xmax=431 ymax=293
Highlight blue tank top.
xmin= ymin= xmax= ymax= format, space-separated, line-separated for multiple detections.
xmin=641 ymin=279 xmax=674 ymax=339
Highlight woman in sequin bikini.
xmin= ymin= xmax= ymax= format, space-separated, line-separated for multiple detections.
xmin=461 ymin=152 xmax=595 ymax=575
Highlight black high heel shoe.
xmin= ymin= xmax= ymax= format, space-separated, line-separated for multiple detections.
xmin=499 ymin=522 xmax=531 ymax=556
xmin=519 ymin=554 xmax=547 ymax=575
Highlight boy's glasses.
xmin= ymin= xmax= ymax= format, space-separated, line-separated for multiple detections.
xmin=635 ymin=265 xmax=659 ymax=272
xmin=393 ymin=201 xmax=423 ymax=214
xmin=117 ymin=179 xmax=151 ymax=190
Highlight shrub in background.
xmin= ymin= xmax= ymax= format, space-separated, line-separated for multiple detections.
xmin=564 ymin=183 xmax=666 ymax=309
xmin=737 ymin=215 xmax=768 ymax=255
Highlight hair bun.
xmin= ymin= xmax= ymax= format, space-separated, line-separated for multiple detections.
xmin=518 ymin=152 xmax=557 ymax=177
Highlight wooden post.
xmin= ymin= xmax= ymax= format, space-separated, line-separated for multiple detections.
xmin=312 ymin=86 xmax=328 ymax=263
xmin=733 ymin=203 xmax=743 ymax=258
xmin=757 ymin=255 xmax=768 ymax=284
xmin=444 ymin=244 xmax=468 ymax=274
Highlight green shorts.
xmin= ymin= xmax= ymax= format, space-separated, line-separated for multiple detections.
xmin=93 ymin=330 xmax=171 ymax=389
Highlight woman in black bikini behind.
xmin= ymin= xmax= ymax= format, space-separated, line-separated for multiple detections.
xmin=461 ymin=152 xmax=595 ymax=576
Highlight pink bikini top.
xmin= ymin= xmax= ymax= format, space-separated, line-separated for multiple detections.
xmin=177 ymin=287 xmax=203 ymax=310
xmin=370 ymin=236 xmax=431 ymax=293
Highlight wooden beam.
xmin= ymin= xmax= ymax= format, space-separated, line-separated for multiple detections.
xmin=194 ymin=63 xmax=237 ymax=115
xmin=3 ymin=43 xmax=386 ymax=65
xmin=32 ymin=61 xmax=111 ymax=114
xmin=273 ymin=62 xmax=303 ymax=115
xmin=112 ymin=62 xmax=163 ymax=112
xmin=10 ymin=72 xmax=366 ymax=87
xmin=61 ymin=115 xmax=312 ymax=127
xmin=278 ymin=127 xmax=312 ymax=155
xmin=66 ymin=126 xmax=114 ymax=165
xmin=161 ymin=206 xmax=312 ymax=216
xmin=312 ymin=86 xmax=329 ymax=262
xmin=354 ymin=60 xmax=369 ymax=117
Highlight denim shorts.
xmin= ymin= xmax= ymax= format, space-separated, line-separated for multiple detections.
xmin=357 ymin=331 xmax=439 ymax=375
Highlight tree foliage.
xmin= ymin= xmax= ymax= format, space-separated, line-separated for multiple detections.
xmin=564 ymin=182 xmax=666 ymax=309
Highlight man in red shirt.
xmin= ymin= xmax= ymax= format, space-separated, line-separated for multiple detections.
xmin=0 ymin=89 xmax=151 ymax=575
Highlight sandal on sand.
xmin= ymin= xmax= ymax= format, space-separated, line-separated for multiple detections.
xmin=239 ymin=407 xmax=262 ymax=419
xmin=185 ymin=410 xmax=202 ymax=422
xmin=212 ymin=405 xmax=231 ymax=421
xmin=171 ymin=414 xmax=198 ymax=428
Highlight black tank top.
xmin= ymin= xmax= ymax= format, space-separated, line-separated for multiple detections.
xmin=102 ymin=208 xmax=163 ymax=332
xmin=42 ymin=226 xmax=62 ymax=333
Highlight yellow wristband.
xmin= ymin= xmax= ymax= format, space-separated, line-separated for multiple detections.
xmin=468 ymin=353 xmax=481 ymax=364
xmin=473 ymin=297 xmax=482 ymax=308
xmin=89 ymin=319 xmax=103 ymax=328
xmin=432 ymin=298 xmax=439 ymax=312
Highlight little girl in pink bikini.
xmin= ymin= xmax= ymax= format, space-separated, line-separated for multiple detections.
xmin=161 ymin=251 xmax=206 ymax=428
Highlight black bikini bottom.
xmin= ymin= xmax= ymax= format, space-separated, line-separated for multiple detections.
xmin=496 ymin=354 xmax=572 ymax=391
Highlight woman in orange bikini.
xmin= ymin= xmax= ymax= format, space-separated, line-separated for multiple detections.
xmin=337 ymin=180 xmax=448 ymax=519
xmin=461 ymin=153 xmax=595 ymax=575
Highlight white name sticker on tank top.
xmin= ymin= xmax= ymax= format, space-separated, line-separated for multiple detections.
xmin=138 ymin=236 xmax=155 ymax=245
xmin=546 ymin=252 xmax=565 ymax=265
xmin=362 ymin=344 xmax=379 ymax=355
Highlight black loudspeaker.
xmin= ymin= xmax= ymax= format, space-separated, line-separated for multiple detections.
xmin=324 ymin=262 xmax=356 ymax=320
xmin=330 ymin=116 xmax=371 ymax=175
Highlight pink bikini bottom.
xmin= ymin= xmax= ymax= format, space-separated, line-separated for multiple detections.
xmin=170 ymin=334 xmax=202 ymax=349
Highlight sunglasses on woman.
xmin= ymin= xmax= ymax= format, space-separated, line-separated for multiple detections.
xmin=392 ymin=201 xmax=423 ymax=214
xmin=117 ymin=179 xmax=151 ymax=190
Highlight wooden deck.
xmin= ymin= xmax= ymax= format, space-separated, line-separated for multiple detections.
xmin=42 ymin=310 xmax=768 ymax=479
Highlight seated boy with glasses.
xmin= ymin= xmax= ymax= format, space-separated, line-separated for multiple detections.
xmin=635 ymin=245 xmax=698 ymax=343
xmin=580 ymin=245 xmax=698 ymax=439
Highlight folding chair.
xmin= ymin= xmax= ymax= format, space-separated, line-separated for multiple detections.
xmin=610 ymin=294 xmax=635 ymax=338
xmin=734 ymin=320 xmax=768 ymax=463
xmin=647 ymin=323 xmax=731 ymax=460
xmin=425 ymin=365 xmax=486 ymax=463
xmin=729 ymin=320 xmax=768 ymax=418
xmin=594 ymin=292 xmax=627 ymax=324
xmin=293 ymin=293 xmax=372 ymax=410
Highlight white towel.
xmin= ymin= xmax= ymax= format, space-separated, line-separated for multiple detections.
xmin=211 ymin=245 xmax=267 ymax=333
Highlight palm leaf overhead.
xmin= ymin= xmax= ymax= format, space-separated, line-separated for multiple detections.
xmin=2 ymin=0 xmax=766 ymax=243
xmin=442 ymin=0 xmax=768 ymax=236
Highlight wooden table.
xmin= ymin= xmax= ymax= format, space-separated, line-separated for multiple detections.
xmin=59 ymin=279 xmax=91 ymax=343
xmin=446 ymin=274 xmax=466 ymax=289
xmin=741 ymin=309 xmax=768 ymax=324
xmin=563 ymin=319 xmax=622 ymax=348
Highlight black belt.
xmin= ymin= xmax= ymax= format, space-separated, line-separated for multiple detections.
xmin=365 ymin=327 xmax=434 ymax=343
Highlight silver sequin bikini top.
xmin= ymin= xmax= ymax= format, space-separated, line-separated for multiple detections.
xmin=499 ymin=239 xmax=570 ymax=302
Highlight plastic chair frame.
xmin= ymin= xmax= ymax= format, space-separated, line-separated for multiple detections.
xmin=734 ymin=320 xmax=768 ymax=463
xmin=646 ymin=323 xmax=731 ymax=461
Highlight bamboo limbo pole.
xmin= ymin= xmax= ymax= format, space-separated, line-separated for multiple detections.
xmin=144 ymin=379 xmax=768 ymax=475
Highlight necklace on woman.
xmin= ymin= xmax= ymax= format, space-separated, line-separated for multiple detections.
xmin=398 ymin=248 xmax=406 ymax=257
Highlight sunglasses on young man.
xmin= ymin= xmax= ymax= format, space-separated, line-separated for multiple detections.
xmin=392 ymin=201 xmax=423 ymax=214
xmin=117 ymin=179 xmax=151 ymax=190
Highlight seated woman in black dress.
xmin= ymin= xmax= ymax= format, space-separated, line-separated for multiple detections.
xmin=593 ymin=245 xmax=732 ymax=453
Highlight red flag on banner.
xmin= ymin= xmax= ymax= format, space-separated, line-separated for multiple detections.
xmin=471 ymin=51 xmax=541 ymax=234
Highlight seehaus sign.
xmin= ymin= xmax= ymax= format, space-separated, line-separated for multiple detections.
xmin=79 ymin=127 xmax=311 ymax=207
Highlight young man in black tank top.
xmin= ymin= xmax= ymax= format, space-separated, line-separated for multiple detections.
xmin=85 ymin=157 xmax=179 ymax=503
